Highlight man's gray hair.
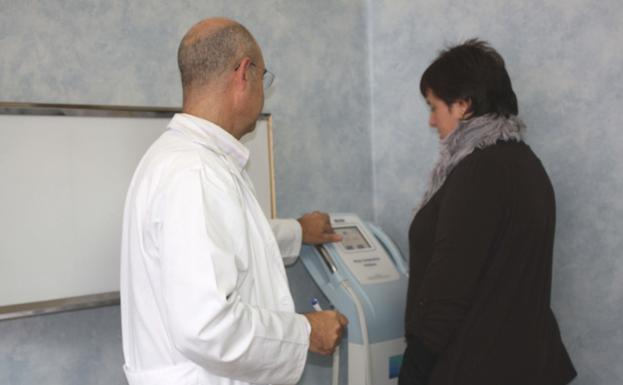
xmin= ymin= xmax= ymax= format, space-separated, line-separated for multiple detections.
xmin=178 ymin=23 xmax=258 ymax=89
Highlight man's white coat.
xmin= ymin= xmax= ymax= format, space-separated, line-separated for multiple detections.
xmin=121 ymin=114 xmax=310 ymax=385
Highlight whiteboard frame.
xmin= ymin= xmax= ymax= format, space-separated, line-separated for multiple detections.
xmin=0 ymin=102 xmax=275 ymax=320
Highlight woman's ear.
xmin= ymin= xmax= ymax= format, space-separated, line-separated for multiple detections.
xmin=456 ymin=98 xmax=472 ymax=119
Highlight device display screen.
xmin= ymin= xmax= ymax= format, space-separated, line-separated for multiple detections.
xmin=336 ymin=226 xmax=371 ymax=251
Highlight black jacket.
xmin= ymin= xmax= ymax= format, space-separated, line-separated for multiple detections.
xmin=402 ymin=141 xmax=576 ymax=385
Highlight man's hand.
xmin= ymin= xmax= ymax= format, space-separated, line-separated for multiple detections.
xmin=304 ymin=310 xmax=349 ymax=355
xmin=297 ymin=211 xmax=342 ymax=245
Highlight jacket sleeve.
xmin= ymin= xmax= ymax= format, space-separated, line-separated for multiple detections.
xmin=414 ymin=155 xmax=507 ymax=354
xmin=159 ymin=165 xmax=310 ymax=385
xmin=269 ymin=218 xmax=303 ymax=266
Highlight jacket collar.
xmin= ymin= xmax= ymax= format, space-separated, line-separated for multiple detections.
xmin=167 ymin=113 xmax=250 ymax=170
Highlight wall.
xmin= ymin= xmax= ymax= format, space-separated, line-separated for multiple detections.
xmin=0 ymin=307 xmax=124 ymax=385
xmin=369 ymin=0 xmax=623 ymax=384
xmin=0 ymin=1 xmax=372 ymax=384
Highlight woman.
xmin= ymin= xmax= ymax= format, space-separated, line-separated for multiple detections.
xmin=399 ymin=40 xmax=577 ymax=385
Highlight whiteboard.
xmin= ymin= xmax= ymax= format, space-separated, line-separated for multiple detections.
xmin=0 ymin=104 xmax=275 ymax=318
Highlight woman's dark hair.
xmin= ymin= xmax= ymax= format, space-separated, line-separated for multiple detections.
xmin=420 ymin=39 xmax=518 ymax=117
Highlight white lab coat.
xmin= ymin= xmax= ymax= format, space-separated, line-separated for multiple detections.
xmin=120 ymin=113 xmax=310 ymax=385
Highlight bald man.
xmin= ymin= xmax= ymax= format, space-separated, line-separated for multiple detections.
xmin=120 ymin=18 xmax=348 ymax=385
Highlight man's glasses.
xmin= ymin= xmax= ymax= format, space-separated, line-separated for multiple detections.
xmin=252 ymin=63 xmax=275 ymax=90
xmin=234 ymin=62 xmax=275 ymax=90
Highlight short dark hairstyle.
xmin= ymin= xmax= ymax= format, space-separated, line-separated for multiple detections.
xmin=420 ymin=39 xmax=518 ymax=117
xmin=178 ymin=23 xmax=258 ymax=89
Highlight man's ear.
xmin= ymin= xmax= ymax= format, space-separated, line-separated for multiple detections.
xmin=233 ymin=57 xmax=253 ymax=89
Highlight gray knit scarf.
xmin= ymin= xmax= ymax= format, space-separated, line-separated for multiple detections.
xmin=417 ymin=114 xmax=526 ymax=211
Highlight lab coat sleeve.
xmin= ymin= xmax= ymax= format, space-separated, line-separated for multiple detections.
xmin=269 ymin=218 xmax=302 ymax=266
xmin=159 ymin=166 xmax=310 ymax=384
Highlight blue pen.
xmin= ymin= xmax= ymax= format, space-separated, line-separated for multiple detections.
xmin=311 ymin=297 xmax=322 ymax=312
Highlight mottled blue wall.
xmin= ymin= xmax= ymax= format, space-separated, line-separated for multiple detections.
xmin=0 ymin=307 xmax=124 ymax=385
xmin=0 ymin=1 xmax=372 ymax=384
xmin=370 ymin=1 xmax=623 ymax=384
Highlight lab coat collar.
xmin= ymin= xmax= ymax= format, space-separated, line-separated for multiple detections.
xmin=168 ymin=113 xmax=250 ymax=170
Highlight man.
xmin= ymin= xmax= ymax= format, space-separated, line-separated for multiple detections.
xmin=120 ymin=18 xmax=348 ymax=385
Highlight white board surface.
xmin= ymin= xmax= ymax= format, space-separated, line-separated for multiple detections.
xmin=0 ymin=108 xmax=274 ymax=310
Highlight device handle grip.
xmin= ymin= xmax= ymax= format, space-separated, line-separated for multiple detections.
xmin=316 ymin=245 xmax=338 ymax=274
xmin=366 ymin=222 xmax=409 ymax=277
